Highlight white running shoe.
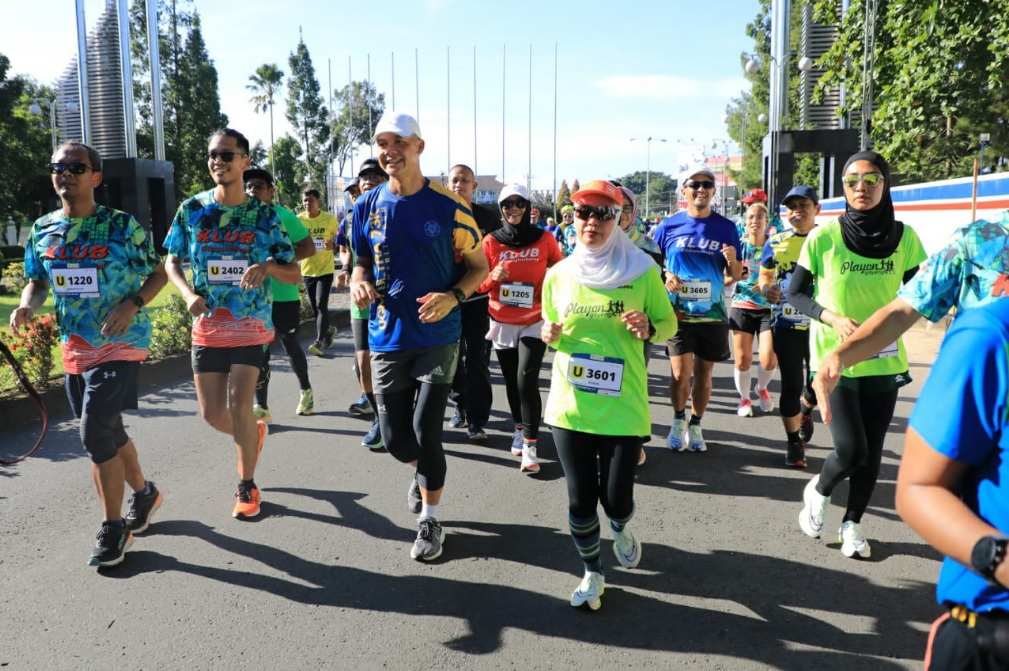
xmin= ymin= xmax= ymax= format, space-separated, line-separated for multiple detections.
xmin=570 ymin=571 xmax=605 ymax=610
xmin=687 ymin=423 xmax=706 ymax=452
xmin=736 ymin=399 xmax=754 ymax=417
xmin=667 ymin=418 xmax=688 ymax=451
xmin=520 ymin=443 xmax=540 ymax=474
xmin=756 ymin=384 xmax=775 ymax=413
xmin=612 ymin=526 xmax=641 ymax=569
xmin=839 ymin=521 xmax=872 ymax=558
xmin=511 ymin=429 xmax=524 ymax=456
xmin=799 ymin=475 xmax=830 ymax=538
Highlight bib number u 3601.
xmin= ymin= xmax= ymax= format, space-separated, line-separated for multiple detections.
xmin=566 ymin=353 xmax=624 ymax=397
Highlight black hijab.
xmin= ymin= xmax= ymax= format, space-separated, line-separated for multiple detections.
xmin=839 ymin=150 xmax=903 ymax=259
xmin=491 ymin=199 xmax=544 ymax=248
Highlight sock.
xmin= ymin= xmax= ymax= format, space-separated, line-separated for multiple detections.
xmin=105 ymin=519 xmax=126 ymax=527
xmin=787 ymin=430 xmax=801 ymax=445
xmin=689 ymin=414 xmax=702 ymax=426
xmin=757 ymin=365 xmax=775 ymax=390
xmin=515 ymin=423 xmax=524 ymax=433
xmin=366 ymin=392 xmax=377 ymax=414
xmin=569 ymin=513 xmax=602 ymax=573
xmin=733 ymin=368 xmax=752 ymax=398
xmin=241 ymin=479 xmax=256 ymax=490
xmin=674 ymin=408 xmax=686 ymax=421
xmin=420 ymin=503 xmax=438 ymax=520
xmin=523 ymin=437 xmax=538 ymax=450
xmin=137 ymin=480 xmax=152 ymax=496
xmin=608 ymin=505 xmax=635 ymax=535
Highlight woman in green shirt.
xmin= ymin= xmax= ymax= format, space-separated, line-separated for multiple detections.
xmin=541 ymin=180 xmax=678 ymax=610
xmin=787 ymin=151 xmax=926 ymax=560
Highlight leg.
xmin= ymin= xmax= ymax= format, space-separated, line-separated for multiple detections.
xmin=731 ymin=330 xmax=754 ymax=405
xmin=254 ymin=342 xmax=272 ymax=408
xmin=313 ymin=274 xmax=334 ymax=343
xmin=554 ymin=427 xmax=603 ymax=572
xmin=689 ymin=358 xmax=716 ymax=417
xmin=228 ymin=364 xmax=262 ymax=480
xmin=668 ymin=352 xmax=693 ymax=412
xmin=413 ymin=382 xmax=452 ymax=506
xmin=496 ymin=347 xmax=523 ymax=425
xmin=818 ymin=385 xmax=869 ymax=495
xmin=516 ymin=336 xmax=546 ymax=440
xmin=462 ymin=300 xmax=493 ymax=426
xmin=842 ymin=388 xmax=898 ymax=523
xmin=195 ymin=372 xmax=234 ymax=435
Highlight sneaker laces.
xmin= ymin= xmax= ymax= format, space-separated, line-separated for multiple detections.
xmin=417 ymin=518 xmax=438 ymax=540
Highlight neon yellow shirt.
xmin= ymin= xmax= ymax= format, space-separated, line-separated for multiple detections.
xmin=298 ymin=210 xmax=338 ymax=277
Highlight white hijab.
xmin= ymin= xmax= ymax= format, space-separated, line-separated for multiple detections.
xmin=567 ymin=220 xmax=656 ymax=290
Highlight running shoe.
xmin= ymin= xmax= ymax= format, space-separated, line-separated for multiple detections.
xmin=520 ymin=443 xmax=540 ymax=474
xmin=307 ymin=341 xmax=324 ymax=357
xmin=410 ymin=517 xmax=444 ymax=561
xmin=407 ymin=474 xmax=422 ymax=514
xmin=613 ymin=526 xmax=641 ymax=569
xmin=256 ymin=420 xmax=269 ymax=462
xmin=323 ymin=325 xmax=337 ymax=349
xmin=736 ymin=399 xmax=754 ymax=417
xmin=362 ymin=419 xmax=383 ymax=450
xmin=252 ymin=404 xmax=272 ymax=424
xmin=348 ymin=393 xmax=373 ymax=416
xmin=687 ymin=424 xmax=707 ymax=452
xmin=839 ymin=521 xmax=872 ymax=559
xmin=448 ymin=407 xmax=466 ymax=428
xmin=667 ymin=418 xmax=688 ymax=451
xmin=785 ymin=441 xmax=807 ymax=469
xmin=233 ymin=482 xmax=262 ymax=519
xmin=296 ymin=388 xmax=315 ymax=416
xmin=467 ymin=423 xmax=488 ymax=442
xmin=756 ymin=386 xmax=775 ymax=413
xmin=799 ymin=475 xmax=830 ymax=538
xmin=125 ymin=483 xmax=163 ymax=534
xmin=570 ymin=571 xmax=605 ymax=610
xmin=799 ymin=410 xmax=815 ymax=443
xmin=88 ymin=522 xmax=133 ymax=568
xmin=511 ymin=429 xmax=524 ymax=456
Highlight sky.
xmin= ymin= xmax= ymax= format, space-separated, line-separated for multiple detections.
xmin=1 ymin=0 xmax=759 ymax=192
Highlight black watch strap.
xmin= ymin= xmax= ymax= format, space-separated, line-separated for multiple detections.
xmin=971 ymin=535 xmax=1009 ymax=579
xmin=451 ymin=287 xmax=466 ymax=304
xmin=130 ymin=295 xmax=145 ymax=308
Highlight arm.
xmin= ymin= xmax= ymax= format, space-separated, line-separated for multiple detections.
xmin=101 ymin=262 xmax=169 ymax=338
xmin=293 ymin=236 xmax=316 ymax=262
xmin=721 ymin=244 xmax=743 ymax=281
xmin=757 ymin=268 xmax=782 ymax=304
xmin=9 ymin=279 xmax=50 ymax=333
xmin=786 ymin=264 xmax=859 ymax=340
xmin=350 ymin=256 xmax=378 ymax=310
xmin=417 ymin=246 xmax=489 ymax=324
xmin=166 ymin=253 xmax=207 ymax=317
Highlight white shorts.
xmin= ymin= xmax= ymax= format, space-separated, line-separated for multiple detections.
xmin=486 ymin=318 xmax=544 ymax=350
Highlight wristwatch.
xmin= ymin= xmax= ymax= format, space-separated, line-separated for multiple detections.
xmin=130 ymin=295 xmax=145 ymax=309
xmin=451 ymin=287 xmax=466 ymax=304
xmin=970 ymin=535 xmax=1009 ymax=580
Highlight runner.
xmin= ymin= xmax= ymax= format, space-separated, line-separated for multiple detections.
xmin=298 ymin=188 xmax=339 ymax=357
xmin=559 ymin=204 xmax=577 ymax=257
xmin=541 ymin=179 xmax=677 ymax=610
xmin=791 ymin=151 xmax=926 ymax=557
xmin=11 ymin=142 xmax=167 ymax=567
xmin=729 ymin=201 xmax=777 ymax=417
xmin=164 ymin=128 xmax=300 ymax=520
xmin=478 ymin=183 xmax=563 ymax=472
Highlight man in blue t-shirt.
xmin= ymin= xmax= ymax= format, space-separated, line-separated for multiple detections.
xmin=350 ymin=111 xmax=488 ymax=562
xmin=652 ymin=166 xmax=742 ymax=452
xmin=898 ymin=298 xmax=1009 ymax=669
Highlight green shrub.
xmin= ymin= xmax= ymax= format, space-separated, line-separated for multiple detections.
xmin=148 ymin=292 xmax=192 ymax=360
xmin=2 ymin=261 xmax=28 ymax=295
xmin=0 ymin=313 xmax=60 ymax=390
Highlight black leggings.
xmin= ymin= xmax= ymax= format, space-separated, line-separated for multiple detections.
xmin=495 ymin=336 xmax=546 ymax=439
xmin=378 ymin=383 xmax=451 ymax=491
xmin=303 ymin=274 xmax=333 ymax=342
xmin=772 ymin=327 xmax=817 ymax=417
xmin=255 ymin=331 xmax=311 ymax=406
xmin=554 ymin=427 xmax=640 ymax=521
xmin=817 ymin=384 xmax=898 ymax=524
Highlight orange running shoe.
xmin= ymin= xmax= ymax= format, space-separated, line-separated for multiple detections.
xmin=256 ymin=420 xmax=269 ymax=462
xmin=233 ymin=483 xmax=262 ymax=519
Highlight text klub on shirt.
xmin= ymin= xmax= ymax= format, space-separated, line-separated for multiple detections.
xmin=478 ymin=233 xmax=563 ymax=325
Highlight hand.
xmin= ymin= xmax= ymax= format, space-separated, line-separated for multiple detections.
xmin=101 ymin=301 xmax=139 ymax=338
xmin=541 ymin=320 xmax=562 ymax=345
xmin=240 ymin=261 xmax=271 ymax=290
xmin=721 ymin=244 xmax=738 ymax=264
xmin=763 ymin=284 xmax=782 ymax=304
xmin=323 ymin=239 xmax=335 ymax=251
xmin=351 ymin=281 xmax=378 ymax=310
xmin=335 ymin=270 xmax=350 ymax=291
xmin=621 ymin=310 xmax=651 ymax=340
xmin=184 ymin=292 xmax=208 ymax=317
xmin=664 ymin=271 xmax=684 ymax=293
xmin=490 ymin=263 xmax=510 ymax=282
xmin=417 ymin=292 xmax=457 ymax=323
xmin=9 ymin=306 xmax=34 ymax=334
xmin=740 ymin=266 xmax=750 ymax=280
xmin=826 ymin=312 xmax=860 ymax=341
xmin=811 ymin=352 xmax=844 ymax=425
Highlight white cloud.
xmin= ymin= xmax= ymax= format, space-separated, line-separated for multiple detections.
xmin=595 ymin=74 xmax=749 ymax=101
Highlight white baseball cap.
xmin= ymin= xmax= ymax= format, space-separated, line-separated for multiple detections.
xmin=371 ymin=111 xmax=422 ymax=142
xmin=498 ymin=183 xmax=530 ymax=203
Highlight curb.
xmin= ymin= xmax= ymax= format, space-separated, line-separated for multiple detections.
xmin=0 ymin=309 xmax=351 ymax=435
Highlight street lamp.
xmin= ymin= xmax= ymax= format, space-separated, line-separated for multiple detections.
xmin=629 ymin=136 xmax=667 ymax=218
xmin=29 ymin=98 xmax=78 ymax=152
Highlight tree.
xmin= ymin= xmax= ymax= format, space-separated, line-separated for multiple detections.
xmin=0 ymin=55 xmax=53 ymax=225
xmin=555 ymin=179 xmax=571 ymax=212
xmin=247 ymin=63 xmax=284 ymax=180
xmin=270 ymin=134 xmax=304 ymax=209
xmin=330 ymin=80 xmax=385 ymax=175
xmin=571 ymin=179 xmax=581 ymax=194
xmin=616 ymin=171 xmax=675 ymax=217
xmin=285 ymin=34 xmax=329 ymax=200
xmin=249 ymin=141 xmax=268 ymax=170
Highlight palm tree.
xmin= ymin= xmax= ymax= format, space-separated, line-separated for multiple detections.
xmin=247 ymin=63 xmax=285 ymax=183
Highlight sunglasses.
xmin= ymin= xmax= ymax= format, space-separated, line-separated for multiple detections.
xmin=842 ymin=173 xmax=884 ymax=189
xmin=574 ymin=206 xmax=619 ymax=222
xmin=206 ymin=150 xmax=246 ymax=163
xmin=621 ymin=205 xmax=634 ymax=214
xmin=562 ymin=213 xmax=574 ymax=219
xmin=49 ymin=162 xmax=93 ymax=175
xmin=685 ymin=180 xmax=715 ymax=190
xmin=501 ymin=199 xmax=528 ymax=210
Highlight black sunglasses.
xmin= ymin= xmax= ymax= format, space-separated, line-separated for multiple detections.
xmin=574 ymin=205 xmax=619 ymax=222
xmin=49 ymin=162 xmax=93 ymax=175
xmin=207 ymin=150 xmax=246 ymax=163
xmin=501 ymin=199 xmax=528 ymax=210
xmin=685 ymin=180 xmax=715 ymax=190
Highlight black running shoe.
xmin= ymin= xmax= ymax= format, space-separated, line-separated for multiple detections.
xmin=799 ymin=411 xmax=815 ymax=443
xmin=125 ymin=483 xmax=163 ymax=534
xmin=88 ymin=522 xmax=134 ymax=567
xmin=785 ymin=441 xmax=807 ymax=469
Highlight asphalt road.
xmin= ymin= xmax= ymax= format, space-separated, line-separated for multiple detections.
xmin=0 ymin=317 xmax=948 ymax=670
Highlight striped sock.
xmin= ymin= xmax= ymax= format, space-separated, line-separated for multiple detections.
xmin=608 ymin=504 xmax=635 ymax=534
xmin=569 ymin=513 xmax=602 ymax=573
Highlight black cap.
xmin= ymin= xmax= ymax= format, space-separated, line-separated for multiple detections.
xmin=243 ymin=168 xmax=273 ymax=186
xmin=346 ymin=177 xmax=360 ymax=191
xmin=358 ymin=158 xmax=387 ymax=178
xmin=782 ymin=185 xmax=819 ymax=207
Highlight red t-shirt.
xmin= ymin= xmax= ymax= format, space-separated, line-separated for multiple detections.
xmin=479 ymin=232 xmax=563 ymax=325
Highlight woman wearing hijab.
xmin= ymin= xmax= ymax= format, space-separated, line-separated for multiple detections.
xmin=617 ymin=186 xmax=662 ymax=266
xmin=478 ymin=184 xmax=563 ymax=473
xmin=541 ymin=180 xmax=677 ymax=610
xmin=787 ymin=151 xmax=926 ymax=559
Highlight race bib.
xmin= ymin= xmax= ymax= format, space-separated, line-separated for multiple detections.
xmin=313 ymin=237 xmax=326 ymax=251
xmin=679 ymin=280 xmax=712 ymax=302
xmin=207 ymin=257 xmax=248 ymax=284
xmin=51 ymin=266 xmax=99 ymax=297
xmin=499 ymin=282 xmax=534 ymax=309
xmin=781 ymin=303 xmax=811 ymax=326
xmin=566 ymin=353 xmax=624 ymax=397
xmin=871 ymin=341 xmax=899 ymax=360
